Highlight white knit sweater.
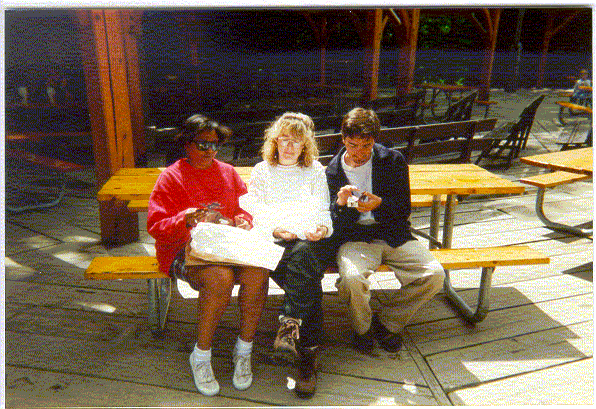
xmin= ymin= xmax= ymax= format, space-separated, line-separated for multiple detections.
xmin=239 ymin=160 xmax=333 ymax=240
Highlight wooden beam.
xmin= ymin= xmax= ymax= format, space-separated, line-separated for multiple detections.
xmin=361 ymin=9 xmax=387 ymax=102
xmin=465 ymin=9 xmax=501 ymax=101
xmin=394 ymin=9 xmax=420 ymax=95
xmin=76 ymin=9 xmax=139 ymax=244
xmin=301 ymin=11 xmax=328 ymax=85
xmin=120 ymin=10 xmax=146 ymax=166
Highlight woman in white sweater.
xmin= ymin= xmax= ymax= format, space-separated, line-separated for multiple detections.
xmin=240 ymin=112 xmax=336 ymax=399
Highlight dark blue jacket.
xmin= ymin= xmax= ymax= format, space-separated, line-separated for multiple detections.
xmin=325 ymin=143 xmax=415 ymax=248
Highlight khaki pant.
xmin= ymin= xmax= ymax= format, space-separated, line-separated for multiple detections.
xmin=335 ymin=239 xmax=445 ymax=335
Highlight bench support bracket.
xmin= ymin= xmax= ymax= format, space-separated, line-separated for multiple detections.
xmin=443 ymin=266 xmax=494 ymax=324
xmin=535 ymin=187 xmax=592 ymax=237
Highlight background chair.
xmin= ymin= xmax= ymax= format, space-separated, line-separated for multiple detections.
xmin=475 ymin=94 xmax=545 ymax=167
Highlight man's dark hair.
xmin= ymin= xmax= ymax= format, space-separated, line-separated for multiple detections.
xmin=341 ymin=107 xmax=380 ymax=139
xmin=177 ymin=114 xmax=232 ymax=145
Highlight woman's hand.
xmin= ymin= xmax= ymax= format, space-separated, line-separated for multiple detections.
xmin=305 ymin=225 xmax=328 ymax=242
xmin=185 ymin=208 xmax=207 ymax=228
xmin=273 ymin=227 xmax=297 ymax=241
xmin=357 ymin=191 xmax=382 ymax=213
xmin=234 ymin=215 xmax=251 ymax=230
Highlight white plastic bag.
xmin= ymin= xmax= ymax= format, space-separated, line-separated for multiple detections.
xmin=189 ymin=222 xmax=285 ymax=270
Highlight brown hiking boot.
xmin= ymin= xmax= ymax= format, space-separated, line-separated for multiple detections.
xmin=295 ymin=346 xmax=318 ymax=399
xmin=273 ymin=316 xmax=301 ymax=364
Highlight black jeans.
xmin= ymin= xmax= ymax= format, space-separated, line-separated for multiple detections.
xmin=270 ymin=237 xmax=340 ymax=348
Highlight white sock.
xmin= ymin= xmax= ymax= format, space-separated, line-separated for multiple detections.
xmin=192 ymin=344 xmax=211 ymax=361
xmin=234 ymin=337 xmax=252 ymax=356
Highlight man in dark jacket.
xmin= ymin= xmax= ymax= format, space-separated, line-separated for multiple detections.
xmin=326 ymin=107 xmax=445 ymax=353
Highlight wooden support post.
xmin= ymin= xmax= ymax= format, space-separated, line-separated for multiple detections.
xmin=121 ymin=10 xmax=147 ymax=167
xmin=361 ymin=9 xmax=387 ymax=103
xmin=76 ymin=9 xmax=139 ymax=244
xmin=466 ymin=9 xmax=501 ymax=101
xmin=391 ymin=9 xmax=420 ymax=96
xmin=302 ymin=12 xmax=329 ymax=86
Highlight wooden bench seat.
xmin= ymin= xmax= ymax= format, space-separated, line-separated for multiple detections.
xmin=519 ymin=170 xmax=590 ymax=188
xmin=85 ymin=245 xmax=549 ymax=331
xmin=519 ymin=171 xmax=592 ymax=237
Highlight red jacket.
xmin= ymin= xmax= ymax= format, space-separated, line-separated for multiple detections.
xmin=147 ymin=158 xmax=252 ymax=274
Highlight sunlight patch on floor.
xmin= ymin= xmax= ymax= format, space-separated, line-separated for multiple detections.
xmin=75 ymin=301 xmax=117 ymax=313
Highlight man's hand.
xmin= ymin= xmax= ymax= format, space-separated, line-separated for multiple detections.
xmin=273 ymin=227 xmax=298 ymax=241
xmin=336 ymin=185 xmax=359 ymax=206
xmin=357 ymin=191 xmax=382 ymax=213
xmin=234 ymin=215 xmax=251 ymax=230
xmin=305 ymin=225 xmax=328 ymax=242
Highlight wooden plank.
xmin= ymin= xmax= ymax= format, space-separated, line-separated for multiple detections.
xmin=7 ymin=148 xmax=86 ymax=171
xmin=448 ymin=358 xmax=593 ymax=405
xmin=426 ymin=320 xmax=593 ymax=392
xmin=99 ymin=166 xmax=523 ymax=200
xmin=85 ymin=256 xmax=164 ymax=280
xmin=519 ymin=171 xmax=590 ymax=188
xmin=407 ymin=273 xmax=593 ymax=337
xmin=520 ymin=147 xmax=592 ymax=175
xmin=6 ymin=365 xmax=258 ymax=408
xmin=128 ymin=194 xmax=454 ymax=212
xmin=431 ymin=246 xmax=549 ymax=269
xmin=410 ymin=293 xmax=593 ymax=357
xmin=5 ymin=330 xmax=438 ymax=406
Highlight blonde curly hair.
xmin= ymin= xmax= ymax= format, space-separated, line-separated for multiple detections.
xmin=261 ymin=112 xmax=319 ymax=167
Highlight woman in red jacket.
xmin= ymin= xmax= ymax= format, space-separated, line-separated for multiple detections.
xmin=147 ymin=114 xmax=269 ymax=397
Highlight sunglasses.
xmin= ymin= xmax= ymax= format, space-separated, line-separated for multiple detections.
xmin=193 ymin=140 xmax=219 ymax=151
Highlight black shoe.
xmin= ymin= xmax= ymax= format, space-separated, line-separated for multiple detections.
xmin=295 ymin=346 xmax=318 ymax=399
xmin=371 ymin=314 xmax=402 ymax=353
xmin=352 ymin=329 xmax=375 ymax=353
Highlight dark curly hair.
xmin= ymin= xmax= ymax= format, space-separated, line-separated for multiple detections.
xmin=177 ymin=114 xmax=232 ymax=145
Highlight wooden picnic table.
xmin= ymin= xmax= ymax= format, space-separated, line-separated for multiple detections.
xmin=556 ymin=101 xmax=593 ymax=115
xmin=98 ymin=163 xmax=524 ymax=250
xmin=97 ymin=162 xmax=525 ymax=322
xmin=520 ymin=147 xmax=592 ymax=237
xmin=417 ymin=83 xmax=476 ymax=119
xmin=520 ymin=147 xmax=592 ymax=176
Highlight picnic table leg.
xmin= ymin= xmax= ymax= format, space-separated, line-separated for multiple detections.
xmin=438 ymin=193 xmax=496 ymax=323
xmin=441 ymin=194 xmax=456 ymax=249
xmin=429 ymin=195 xmax=442 ymax=249
xmin=411 ymin=195 xmax=443 ymax=248
xmin=443 ymin=266 xmax=495 ymax=323
xmin=534 ymin=187 xmax=593 ymax=237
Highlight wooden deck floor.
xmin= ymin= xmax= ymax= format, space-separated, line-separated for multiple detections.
xmin=4 ymin=91 xmax=593 ymax=406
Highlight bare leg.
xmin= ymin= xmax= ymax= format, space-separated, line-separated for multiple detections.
xmin=185 ymin=265 xmax=236 ymax=350
xmin=236 ymin=267 xmax=269 ymax=342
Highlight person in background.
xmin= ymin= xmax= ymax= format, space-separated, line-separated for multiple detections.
xmin=241 ymin=112 xmax=337 ymax=398
xmin=571 ymin=68 xmax=591 ymax=104
xmin=325 ymin=107 xmax=445 ymax=355
xmin=147 ymin=114 xmax=269 ymax=397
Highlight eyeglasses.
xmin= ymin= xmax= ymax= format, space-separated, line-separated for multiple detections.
xmin=277 ymin=138 xmax=304 ymax=148
xmin=193 ymin=140 xmax=219 ymax=151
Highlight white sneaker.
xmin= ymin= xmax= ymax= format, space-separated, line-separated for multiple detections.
xmin=232 ymin=353 xmax=253 ymax=390
xmin=189 ymin=354 xmax=220 ymax=396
